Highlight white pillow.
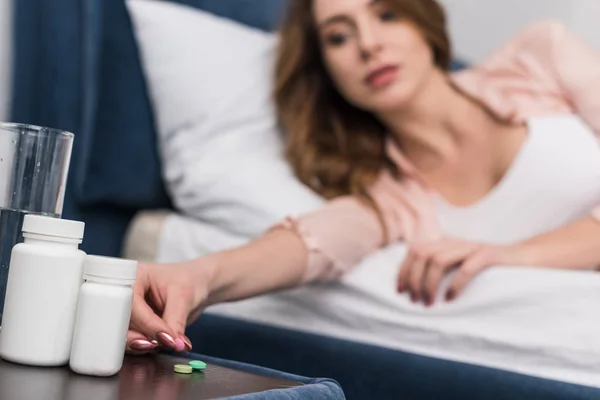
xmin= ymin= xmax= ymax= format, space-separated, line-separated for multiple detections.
xmin=127 ymin=0 xmax=324 ymax=238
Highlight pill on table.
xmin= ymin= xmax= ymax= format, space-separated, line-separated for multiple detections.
xmin=188 ymin=360 xmax=207 ymax=370
xmin=174 ymin=364 xmax=193 ymax=374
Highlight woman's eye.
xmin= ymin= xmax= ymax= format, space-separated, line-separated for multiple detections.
xmin=326 ymin=33 xmax=349 ymax=46
xmin=380 ymin=10 xmax=398 ymax=21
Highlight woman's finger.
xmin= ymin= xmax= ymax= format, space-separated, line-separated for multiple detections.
xmin=126 ymin=329 xmax=159 ymax=355
xmin=129 ymin=292 xmax=179 ymax=350
xmin=423 ymin=245 xmax=478 ymax=306
xmin=399 ymin=241 xmax=451 ymax=298
xmin=397 ymin=246 xmax=417 ymax=292
xmin=446 ymin=252 xmax=489 ymax=301
xmin=407 ymin=251 xmax=429 ymax=302
xmin=161 ymin=286 xmax=195 ymax=352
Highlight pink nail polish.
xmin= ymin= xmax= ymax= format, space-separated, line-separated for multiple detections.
xmin=130 ymin=340 xmax=156 ymax=351
xmin=174 ymin=338 xmax=186 ymax=352
xmin=182 ymin=337 xmax=192 ymax=351
xmin=157 ymin=332 xmax=176 ymax=347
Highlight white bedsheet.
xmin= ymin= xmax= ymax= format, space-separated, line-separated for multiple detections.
xmin=158 ymin=215 xmax=600 ymax=389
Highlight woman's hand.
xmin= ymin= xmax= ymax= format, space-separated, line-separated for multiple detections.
xmin=397 ymin=238 xmax=527 ymax=306
xmin=125 ymin=259 xmax=216 ymax=355
xmin=123 ymin=229 xmax=312 ymax=355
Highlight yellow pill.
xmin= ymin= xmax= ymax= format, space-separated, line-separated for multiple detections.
xmin=174 ymin=364 xmax=193 ymax=374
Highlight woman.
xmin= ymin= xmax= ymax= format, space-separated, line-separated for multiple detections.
xmin=125 ymin=0 xmax=600 ymax=354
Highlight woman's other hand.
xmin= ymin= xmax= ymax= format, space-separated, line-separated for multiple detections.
xmin=397 ymin=238 xmax=528 ymax=306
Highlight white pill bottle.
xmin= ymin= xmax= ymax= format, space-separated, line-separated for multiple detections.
xmin=69 ymin=255 xmax=138 ymax=376
xmin=0 ymin=215 xmax=86 ymax=366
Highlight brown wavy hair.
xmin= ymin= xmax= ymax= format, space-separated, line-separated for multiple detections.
xmin=275 ymin=0 xmax=451 ymax=201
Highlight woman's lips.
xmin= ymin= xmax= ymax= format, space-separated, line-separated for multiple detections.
xmin=365 ymin=65 xmax=400 ymax=88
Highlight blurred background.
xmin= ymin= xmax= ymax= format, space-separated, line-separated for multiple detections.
xmin=2 ymin=0 xmax=600 ymax=122
xmin=439 ymin=0 xmax=600 ymax=61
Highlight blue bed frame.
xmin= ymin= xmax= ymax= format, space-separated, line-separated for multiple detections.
xmin=189 ymin=314 xmax=600 ymax=400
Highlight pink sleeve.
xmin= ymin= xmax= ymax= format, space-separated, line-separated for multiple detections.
xmin=547 ymin=22 xmax=600 ymax=133
xmin=273 ymin=169 xmax=443 ymax=283
xmin=274 ymin=172 xmax=406 ymax=283
xmin=451 ymin=21 xmax=600 ymax=130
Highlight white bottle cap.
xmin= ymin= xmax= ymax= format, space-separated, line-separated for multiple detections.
xmin=22 ymin=214 xmax=85 ymax=240
xmin=83 ymin=255 xmax=138 ymax=285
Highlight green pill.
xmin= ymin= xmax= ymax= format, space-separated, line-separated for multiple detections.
xmin=188 ymin=360 xmax=207 ymax=370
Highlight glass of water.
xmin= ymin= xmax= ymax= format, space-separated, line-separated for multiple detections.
xmin=0 ymin=123 xmax=74 ymax=323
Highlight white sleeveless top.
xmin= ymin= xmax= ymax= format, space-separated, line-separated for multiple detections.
xmin=437 ymin=114 xmax=600 ymax=244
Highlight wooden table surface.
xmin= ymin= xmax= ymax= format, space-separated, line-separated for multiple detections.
xmin=0 ymin=353 xmax=303 ymax=399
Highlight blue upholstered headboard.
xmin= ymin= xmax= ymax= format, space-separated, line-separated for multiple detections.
xmin=10 ymin=0 xmax=289 ymax=256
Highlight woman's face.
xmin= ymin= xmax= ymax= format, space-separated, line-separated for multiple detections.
xmin=313 ymin=0 xmax=437 ymax=113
